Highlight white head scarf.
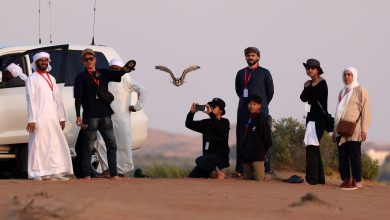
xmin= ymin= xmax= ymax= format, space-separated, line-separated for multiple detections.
xmin=109 ymin=58 xmax=124 ymax=67
xmin=6 ymin=63 xmax=27 ymax=81
xmin=31 ymin=52 xmax=52 ymax=72
xmin=335 ymin=67 xmax=360 ymax=125
xmin=343 ymin=67 xmax=359 ymax=89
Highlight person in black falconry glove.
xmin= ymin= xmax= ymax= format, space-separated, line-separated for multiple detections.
xmin=73 ymin=48 xmax=134 ymax=180
xmin=185 ymin=98 xmax=230 ymax=179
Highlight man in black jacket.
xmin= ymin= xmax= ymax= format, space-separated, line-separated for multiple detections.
xmin=74 ymin=48 xmax=132 ymax=179
xmin=185 ymin=98 xmax=230 ymax=179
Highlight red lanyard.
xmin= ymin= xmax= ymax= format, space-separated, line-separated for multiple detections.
xmin=38 ymin=71 xmax=54 ymax=91
xmin=88 ymin=70 xmax=100 ymax=86
xmin=244 ymin=68 xmax=255 ymax=88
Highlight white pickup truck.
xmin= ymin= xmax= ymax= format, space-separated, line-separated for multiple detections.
xmin=0 ymin=44 xmax=148 ymax=177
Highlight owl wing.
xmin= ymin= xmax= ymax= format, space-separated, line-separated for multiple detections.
xmin=155 ymin=66 xmax=176 ymax=81
xmin=180 ymin=66 xmax=200 ymax=81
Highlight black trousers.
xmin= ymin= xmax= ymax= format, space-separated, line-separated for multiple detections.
xmin=73 ymin=129 xmax=85 ymax=178
xmin=83 ymin=117 xmax=118 ymax=177
xmin=235 ymin=103 xmax=248 ymax=173
xmin=337 ymin=138 xmax=362 ymax=182
xmin=188 ymin=155 xmax=225 ymax=178
xmin=305 ymin=145 xmax=325 ymax=185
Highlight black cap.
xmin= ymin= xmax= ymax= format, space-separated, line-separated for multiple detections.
xmin=244 ymin=47 xmax=260 ymax=56
xmin=303 ymin=58 xmax=324 ymax=74
xmin=207 ymin=97 xmax=226 ymax=115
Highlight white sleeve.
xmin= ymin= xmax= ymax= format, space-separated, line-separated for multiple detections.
xmin=52 ymin=76 xmax=66 ymax=122
xmin=124 ymin=75 xmax=146 ymax=111
xmin=26 ymin=77 xmax=37 ymax=123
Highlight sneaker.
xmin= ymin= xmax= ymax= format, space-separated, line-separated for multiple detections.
xmin=353 ymin=179 xmax=363 ymax=188
xmin=338 ymin=180 xmax=348 ymax=189
xmin=51 ymin=174 xmax=70 ymax=181
xmin=340 ymin=179 xmax=357 ymax=190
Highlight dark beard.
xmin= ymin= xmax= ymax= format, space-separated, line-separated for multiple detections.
xmin=36 ymin=63 xmax=48 ymax=72
xmin=246 ymin=59 xmax=258 ymax=67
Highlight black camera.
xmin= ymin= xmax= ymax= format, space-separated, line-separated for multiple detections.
xmin=195 ymin=104 xmax=206 ymax=111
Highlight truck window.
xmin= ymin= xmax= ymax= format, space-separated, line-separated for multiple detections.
xmin=65 ymin=50 xmax=109 ymax=86
xmin=0 ymin=54 xmax=27 ymax=89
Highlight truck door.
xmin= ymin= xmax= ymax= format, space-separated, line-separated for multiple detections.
xmin=0 ymin=45 xmax=69 ymax=145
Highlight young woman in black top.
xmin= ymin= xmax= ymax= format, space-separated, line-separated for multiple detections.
xmin=300 ymin=59 xmax=328 ymax=185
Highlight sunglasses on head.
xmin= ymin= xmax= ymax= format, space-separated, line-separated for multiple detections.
xmin=83 ymin=56 xmax=95 ymax=62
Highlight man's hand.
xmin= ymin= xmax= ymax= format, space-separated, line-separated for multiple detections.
xmin=129 ymin=106 xmax=137 ymax=112
xmin=60 ymin=121 xmax=66 ymax=130
xmin=190 ymin=103 xmax=197 ymax=114
xmin=76 ymin=117 xmax=83 ymax=127
xmin=26 ymin=123 xmax=36 ymax=133
xmin=361 ymin=132 xmax=367 ymax=142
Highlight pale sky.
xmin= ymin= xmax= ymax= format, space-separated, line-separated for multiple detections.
xmin=1 ymin=0 xmax=390 ymax=144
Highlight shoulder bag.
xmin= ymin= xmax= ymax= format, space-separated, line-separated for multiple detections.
xmin=336 ymin=113 xmax=361 ymax=137
xmin=317 ymin=101 xmax=335 ymax=132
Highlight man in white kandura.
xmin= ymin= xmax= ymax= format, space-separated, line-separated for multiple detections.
xmin=26 ymin=52 xmax=73 ymax=181
xmin=96 ymin=58 xmax=146 ymax=177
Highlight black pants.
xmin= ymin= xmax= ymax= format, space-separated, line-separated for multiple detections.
xmin=305 ymin=145 xmax=325 ymax=185
xmin=83 ymin=117 xmax=118 ymax=177
xmin=235 ymin=104 xmax=248 ymax=173
xmin=188 ymin=155 xmax=225 ymax=178
xmin=337 ymin=139 xmax=362 ymax=182
xmin=73 ymin=129 xmax=85 ymax=178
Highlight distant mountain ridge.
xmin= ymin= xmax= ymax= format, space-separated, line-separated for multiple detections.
xmin=137 ymin=126 xmax=237 ymax=158
xmin=138 ymin=127 xmax=390 ymax=161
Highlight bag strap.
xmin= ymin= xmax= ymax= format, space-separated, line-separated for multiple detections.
xmin=316 ymin=101 xmax=328 ymax=115
xmin=340 ymin=86 xmax=362 ymax=123
xmin=354 ymin=111 xmax=362 ymax=123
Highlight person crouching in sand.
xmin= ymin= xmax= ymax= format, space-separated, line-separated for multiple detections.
xmin=185 ymin=98 xmax=230 ymax=179
xmin=241 ymin=95 xmax=272 ymax=181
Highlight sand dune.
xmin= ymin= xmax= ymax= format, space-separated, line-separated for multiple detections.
xmin=0 ymin=173 xmax=389 ymax=220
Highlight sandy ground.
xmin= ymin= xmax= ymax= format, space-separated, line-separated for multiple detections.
xmin=0 ymin=173 xmax=389 ymax=220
